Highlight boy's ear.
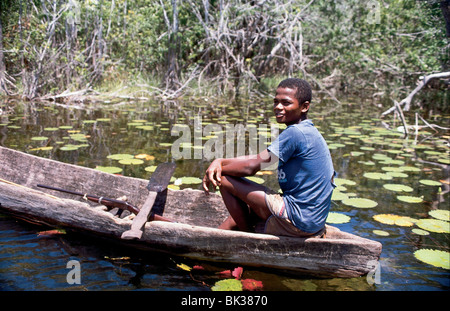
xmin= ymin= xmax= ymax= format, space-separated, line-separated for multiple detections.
xmin=301 ymin=101 xmax=310 ymax=113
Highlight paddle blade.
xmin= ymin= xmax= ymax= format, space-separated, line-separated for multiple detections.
xmin=147 ymin=162 xmax=176 ymax=192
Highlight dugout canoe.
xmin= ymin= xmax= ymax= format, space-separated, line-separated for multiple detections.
xmin=0 ymin=146 xmax=382 ymax=278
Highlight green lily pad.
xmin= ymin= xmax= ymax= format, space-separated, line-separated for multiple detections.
xmin=398 ymin=166 xmax=421 ymax=172
xmin=177 ymin=177 xmax=203 ymax=185
xmin=386 ymin=171 xmax=409 ymax=178
xmin=145 ymin=165 xmax=157 ymax=172
xmin=419 ymin=180 xmax=442 ymax=187
xmin=414 ymin=249 xmax=450 ymax=270
xmin=363 ymin=172 xmax=393 ymax=180
xmin=383 ymin=184 xmax=414 ymax=192
xmin=44 ymin=127 xmax=59 ymax=131
xmin=416 ymin=219 xmax=450 ymax=233
xmin=211 ymin=279 xmax=243 ymax=291
xmin=59 ymin=125 xmax=73 ymax=130
xmin=334 ymin=178 xmax=356 ymax=186
xmin=331 ymin=190 xmax=349 ymax=201
xmin=245 ymin=176 xmax=265 ymax=184
xmin=118 ymin=158 xmax=144 ymax=165
xmin=429 ymin=210 xmax=450 ymax=222
xmin=107 ymin=153 xmax=134 ymax=160
xmin=31 ymin=136 xmax=48 ymax=141
xmin=373 ymin=230 xmax=390 ymax=236
xmin=397 ymin=195 xmax=423 ymax=203
xmin=95 ymin=166 xmax=123 ymax=174
xmin=411 ymin=228 xmax=430 ymax=236
xmin=342 ymin=197 xmax=378 ymax=208
xmin=60 ymin=144 xmax=81 ymax=151
xmin=326 ymin=212 xmax=351 ymax=224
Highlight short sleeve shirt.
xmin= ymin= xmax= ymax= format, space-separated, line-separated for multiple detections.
xmin=268 ymin=120 xmax=336 ymax=233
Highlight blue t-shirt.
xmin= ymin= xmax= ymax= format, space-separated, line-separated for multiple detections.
xmin=268 ymin=120 xmax=336 ymax=233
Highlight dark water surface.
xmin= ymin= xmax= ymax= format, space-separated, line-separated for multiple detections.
xmin=0 ymin=97 xmax=449 ymax=291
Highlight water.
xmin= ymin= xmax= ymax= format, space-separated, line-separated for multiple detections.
xmin=0 ymin=97 xmax=449 ymax=291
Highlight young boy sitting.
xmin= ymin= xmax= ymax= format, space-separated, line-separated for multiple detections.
xmin=202 ymin=78 xmax=336 ymax=237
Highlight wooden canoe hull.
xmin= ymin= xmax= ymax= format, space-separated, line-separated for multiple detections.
xmin=0 ymin=146 xmax=382 ymax=278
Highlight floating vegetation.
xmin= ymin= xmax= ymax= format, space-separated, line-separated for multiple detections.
xmin=373 ymin=214 xmax=417 ymax=227
xmin=382 ymin=184 xmax=414 ymax=192
xmin=245 ymin=176 xmax=265 ymax=184
xmin=429 ymin=210 xmax=450 ymax=222
xmin=331 ymin=190 xmax=349 ymax=201
xmin=334 ymin=178 xmax=356 ymax=186
xmin=414 ymin=249 xmax=450 ymax=270
xmin=342 ymin=197 xmax=378 ymax=208
xmin=397 ymin=195 xmax=423 ymax=203
xmin=118 ymin=158 xmax=144 ymax=165
xmin=363 ymin=172 xmax=393 ymax=180
xmin=411 ymin=228 xmax=430 ymax=236
xmin=326 ymin=212 xmax=351 ymax=224
xmin=145 ymin=165 xmax=157 ymax=172
xmin=95 ymin=166 xmax=123 ymax=174
xmin=416 ymin=219 xmax=450 ymax=233
xmin=107 ymin=154 xmax=134 ymax=160
xmin=419 ymin=179 xmax=442 ymax=187
xmin=373 ymin=230 xmax=390 ymax=236
xmin=31 ymin=136 xmax=48 ymax=141
xmin=176 ymin=177 xmax=203 ymax=185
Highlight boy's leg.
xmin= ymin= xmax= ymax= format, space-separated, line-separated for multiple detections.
xmin=218 ymin=175 xmax=272 ymax=232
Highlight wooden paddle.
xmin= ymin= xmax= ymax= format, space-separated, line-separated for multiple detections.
xmin=121 ymin=162 xmax=176 ymax=240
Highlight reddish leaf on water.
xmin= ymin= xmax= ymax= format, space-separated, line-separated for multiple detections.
xmin=241 ymin=279 xmax=263 ymax=291
xmin=232 ymin=267 xmax=243 ymax=279
xmin=218 ymin=270 xmax=232 ymax=277
xmin=38 ymin=229 xmax=65 ymax=236
xmin=193 ymin=265 xmax=205 ymax=270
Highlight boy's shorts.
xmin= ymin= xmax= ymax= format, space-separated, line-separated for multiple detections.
xmin=264 ymin=193 xmax=325 ymax=238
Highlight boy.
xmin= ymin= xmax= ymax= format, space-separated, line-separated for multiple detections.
xmin=202 ymin=78 xmax=335 ymax=237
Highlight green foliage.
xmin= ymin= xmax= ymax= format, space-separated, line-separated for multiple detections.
xmin=0 ymin=0 xmax=448 ymax=99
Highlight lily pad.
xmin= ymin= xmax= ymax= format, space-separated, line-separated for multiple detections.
xmin=419 ymin=179 xmax=442 ymax=187
xmin=245 ymin=176 xmax=265 ymax=184
xmin=373 ymin=230 xmax=390 ymax=236
xmin=95 ymin=166 xmax=123 ymax=174
xmin=414 ymin=249 xmax=450 ymax=270
xmin=383 ymin=184 xmax=413 ymax=192
xmin=118 ymin=158 xmax=144 ymax=165
xmin=397 ymin=195 xmax=423 ymax=203
xmin=342 ymin=197 xmax=378 ymax=208
xmin=411 ymin=228 xmax=430 ymax=236
xmin=331 ymin=190 xmax=349 ymax=201
xmin=31 ymin=136 xmax=48 ymax=141
xmin=211 ymin=279 xmax=243 ymax=291
xmin=145 ymin=165 xmax=157 ymax=172
xmin=373 ymin=214 xmax=417 ymax=226
xmin=416 ymin=219 xmax=450 ymax=233
xmin=429 ymin=210 xmax=450 ymax=222
xmin=326 ymin=212 xmax=351 ymax=224
xmin=334 ymin=178 xmax=356 ymax=186
xmin=107 ymin=153 xmax=134 ymax=160
xmin=363 ymin=172 xmax=393 ymax=180
xmin=178 ymin=177 xmax=203 ymax=185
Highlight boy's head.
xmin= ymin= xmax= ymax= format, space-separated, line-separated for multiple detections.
xmin=277 ymin=78 xmax=312 ymax=105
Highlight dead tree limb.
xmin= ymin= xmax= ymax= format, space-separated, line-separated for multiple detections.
xmin=382 ymin=71 xmax=450 ymax=116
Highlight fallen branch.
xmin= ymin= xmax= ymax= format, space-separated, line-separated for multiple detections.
xmin=382 ymin=71 xmax=450 ymax=116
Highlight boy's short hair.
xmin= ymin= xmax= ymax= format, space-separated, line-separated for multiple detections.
xmin=277 ymin=78 xmax=312 ymax=104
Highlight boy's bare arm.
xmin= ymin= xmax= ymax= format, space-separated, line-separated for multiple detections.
xmin=202 ymin=150 xmax=273 ymax=192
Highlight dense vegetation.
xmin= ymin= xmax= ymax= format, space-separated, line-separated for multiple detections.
xmin=0 ymin=0 xmax=448 ymax=107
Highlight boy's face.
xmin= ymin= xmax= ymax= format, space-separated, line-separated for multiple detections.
xmin=273 ymin=87 xmax=309 ymax=125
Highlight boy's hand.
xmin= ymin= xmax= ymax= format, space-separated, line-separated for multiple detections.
xmin=202 ymin=159 xmax=222 ymax=193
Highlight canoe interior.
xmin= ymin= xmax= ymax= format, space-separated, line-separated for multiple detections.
xmin=0 ymin=146 xmax=228 ymax=228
